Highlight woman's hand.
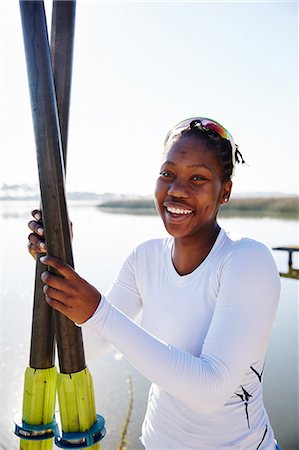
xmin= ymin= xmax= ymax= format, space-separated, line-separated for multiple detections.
xmin=28 ymin=209 xmax=73 ymax=259
xmin=40 ymin=255 xmax=101 ymax=324
xmin=28 ymin=209 xmax=46 ymax=259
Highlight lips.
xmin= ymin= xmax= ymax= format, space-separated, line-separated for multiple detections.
xmin=163 ymin=202 xmax=194 ymax=218
xmin=166 ymin=206 xmax=193 ymax=215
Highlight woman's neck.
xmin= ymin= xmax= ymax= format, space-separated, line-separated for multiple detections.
xmin=172 ymin=223 xmax=221 ymax=276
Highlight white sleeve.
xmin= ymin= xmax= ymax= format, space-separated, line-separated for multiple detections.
xmin=80 ymin=242 xmax=280 ymax=413
xmin=82 ymin=249 xmax=143 ymax=359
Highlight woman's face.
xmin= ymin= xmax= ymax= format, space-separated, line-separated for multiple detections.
xmin=154 ymin=136 xmax=232 ymax=240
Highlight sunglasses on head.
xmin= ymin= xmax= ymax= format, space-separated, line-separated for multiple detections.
xmin=165 ymin=116 xmax=237 ymax=170
xmin=174 ymin=117 xmax=233 ymax=141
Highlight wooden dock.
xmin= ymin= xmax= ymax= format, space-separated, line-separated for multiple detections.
xmin=272 ymin=247 xmax=299 ymax=280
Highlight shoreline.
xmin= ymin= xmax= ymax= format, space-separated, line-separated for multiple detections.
xmin=2 ymin=196 xmax=298 ymax=219
xmin=97 ymin=196 xmax=299 ymax=219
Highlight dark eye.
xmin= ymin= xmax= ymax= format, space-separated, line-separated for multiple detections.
xmin=160 ymin=170 xmax=174 ymax=178
xmin=191 ymin=175 xmax=206 ymax=181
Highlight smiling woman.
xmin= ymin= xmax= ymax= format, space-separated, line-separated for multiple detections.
xmin=155 ymin=142 xmax=229 ymax=273
xmin=28 ymin=117 xmax=281 ymax=450
xmin=154 ymin=118 xmax=243 ymax=274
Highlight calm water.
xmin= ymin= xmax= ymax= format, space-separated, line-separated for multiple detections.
xmin=1 ymin=201 xmax=298 ymax=450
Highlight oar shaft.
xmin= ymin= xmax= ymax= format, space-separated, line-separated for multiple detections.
xmin=29 ymin=1 xmax=76 ymax=369
xmin=30 ymin=261 xmax=55 ymax=369
xmin=51 ymin=0 xmax=76 ymax=162
xmin=19 ymin=0 xmax=85 ymax=373
xmin=29 ymin=0 xmax=76 ymax=370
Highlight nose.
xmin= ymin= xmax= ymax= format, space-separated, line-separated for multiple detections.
xmin=167 ymin=178 xmax=189 ymax=198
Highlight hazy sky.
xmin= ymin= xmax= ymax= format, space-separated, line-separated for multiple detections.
xmin=1 ymin=0 xmax=298 ymax=196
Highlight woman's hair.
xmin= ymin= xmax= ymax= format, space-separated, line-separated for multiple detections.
xmin=164 ymin=119 xmax=245 ymax=182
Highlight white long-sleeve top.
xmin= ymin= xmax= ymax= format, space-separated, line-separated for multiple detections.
xmin=80 ymin=228 xmax=281 ymax=449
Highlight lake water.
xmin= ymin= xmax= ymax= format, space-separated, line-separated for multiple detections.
xmin=1 ymin=201 xmax=298 ymax=450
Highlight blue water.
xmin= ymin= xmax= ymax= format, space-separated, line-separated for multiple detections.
xmin=1 ymin=201 xmax=298 ymax=450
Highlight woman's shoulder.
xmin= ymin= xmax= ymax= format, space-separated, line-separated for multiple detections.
xmin=223 ymin=230 xmax=271 ymax=254
xmin=219 ymin=229 xmax=281 ymax=297
xmin=221 ymin=229 xmax=278 ymax=271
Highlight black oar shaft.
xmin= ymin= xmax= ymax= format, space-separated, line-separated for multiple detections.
xmin=20 ymin=0 xmax=85 ymax=373
xmin=30 ymin=261 xmax=55 ymax=369
xmin=51 ymin=0 xmax=76 ymax=161
xmin=29 ymin=0 xmax=76 ymax=370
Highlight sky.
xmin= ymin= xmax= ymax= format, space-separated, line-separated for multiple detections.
xmin=1 ymin=0 xmax=298 ymax=197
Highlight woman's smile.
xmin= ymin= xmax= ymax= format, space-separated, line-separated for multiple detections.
xmin=164 ymin=202 xmax=195 ymax=220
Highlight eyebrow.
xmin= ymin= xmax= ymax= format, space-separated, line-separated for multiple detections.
xmin=163 ymin=160 xmax=213 ymax=173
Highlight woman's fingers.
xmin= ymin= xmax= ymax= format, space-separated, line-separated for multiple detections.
xmin=43 ymin=284 xmax=67 ymax=303
xmin=28 ymin=232 xmax=46 ymax=256
xmin=40 ymin=255 xmax=76 ymax=280
xmin=44 ymin=295 xmax=71 ymax=317
xmin=29 ymin=209 xmax=44 ymax=235
xmin=41 ymin=266 xmax=75 ymax=312
xmin=28 ymin=232 xmax=46 ymax=249
xmin=27 ymin=242 xmax=45 ymax=259
xmin=27 ymin=242 xmax=37 ymax=259
xmin=41 ymin=268 xmax=71 ymax=292
xmin=31 ymin=209 xmax=42 ymax=222
xmin=27 ymin=210 xmax=45 ymax=259
xmin=28 ymin=220 xmax=44 ymax=236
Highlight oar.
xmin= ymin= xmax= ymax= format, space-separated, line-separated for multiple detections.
xmin=15 ymin=2 xmax=76 ymax=448
xmin=17 ymin=1 xmax=105 ymax=448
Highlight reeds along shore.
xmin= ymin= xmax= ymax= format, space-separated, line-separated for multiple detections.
xmin=97 ymin=196 xmax=299 ymax=219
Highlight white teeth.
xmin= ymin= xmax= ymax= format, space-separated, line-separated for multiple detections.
xmin=166 ymin=206 xmax=193 ymax=215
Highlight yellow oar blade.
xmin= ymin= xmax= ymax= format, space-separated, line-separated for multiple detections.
xmin=17 ymin=367 xmax=57 ymax=450
xmin=56 ymin=367 xmax=105 ymax=449
xmin=20 ymin=435 xmax=53 ymax=450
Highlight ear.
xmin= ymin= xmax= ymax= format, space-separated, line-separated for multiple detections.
xmin=220 ymin=180 xmax=232 ymax=204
